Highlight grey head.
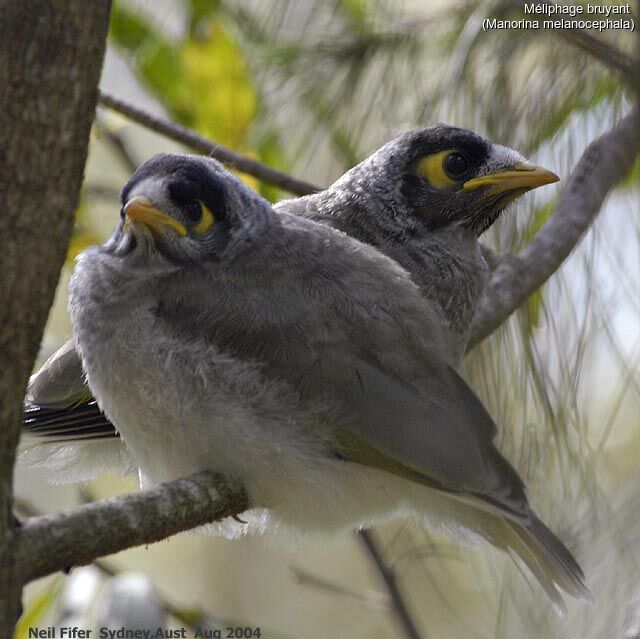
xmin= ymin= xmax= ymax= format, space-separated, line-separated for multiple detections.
xmin=298 ymin=124 xmax=558 ymax=240
xmin=103 ymin=153 xmax=273 ymax=269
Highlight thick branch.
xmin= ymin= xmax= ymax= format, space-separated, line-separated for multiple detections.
xmin=98 ymin=91 xmax=320 ymax=196
xmin=468 ymin=108 xmax=640 ymax=348
xmin=17 ymin=472 xmax=248 ymax=584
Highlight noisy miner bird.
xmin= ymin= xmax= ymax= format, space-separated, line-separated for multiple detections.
xmin=281 ymin=124 xmax=558 ymax=362
xmin=23 ymin=125 xmax=558 ymax=456
xmin=25 ymin=154 xmax=587 ymax=612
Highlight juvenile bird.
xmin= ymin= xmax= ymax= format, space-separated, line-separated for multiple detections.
xmin=282 ymin=124 xmax=558 ymax=362
xmin=23 ymin=125 xmax=557 ymax=448
xmin=32 ymin=154 xmax=586 ymax=612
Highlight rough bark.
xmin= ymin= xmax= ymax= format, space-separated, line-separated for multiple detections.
xmin=0 ymin=1 xmax=111 ymax=634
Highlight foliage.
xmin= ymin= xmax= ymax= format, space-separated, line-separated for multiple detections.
xmin=110 ymin=0 xmax=284 ymax=199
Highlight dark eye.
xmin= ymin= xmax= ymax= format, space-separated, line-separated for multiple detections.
xmin=443 ymin=153 xmax=470 ymax=179
xmin=183 ymin=201 xmax=203 ymax=224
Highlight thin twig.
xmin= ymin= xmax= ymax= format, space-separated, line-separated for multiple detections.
xmin=97 ymin=91 xmax=320 ymax=196
xmin=550 ymin=27 xmax=635 ymax=81
xmin=358 ymin=529 xmax=424 ymax=639
xmin=94 ymin=116 xmax=139 ymax=173
xmin=292 ymin=566 xmax=388 ymax=610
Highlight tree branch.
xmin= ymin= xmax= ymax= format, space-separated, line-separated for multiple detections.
xmin=468 ymin=108 xmax=640 ymax=348
xmin=15 ymin=498 xmax=292 ymax=638
xmin=358 ymin=530 xmax=425 ymax=639
xmin=98 ymin=91 xmax=320 ymax=196
xmin=17 ymin=472 xmax=248 ymax=585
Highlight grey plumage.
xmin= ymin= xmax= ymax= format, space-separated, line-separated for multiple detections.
xmin=279 ymin=125 xmax=552 ymax=361
xmin=23 ymin=125 xmax=557 ymax=446
xmin=27 ymin=153 xmax=586 ymax=611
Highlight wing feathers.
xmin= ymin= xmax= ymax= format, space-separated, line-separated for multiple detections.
xmin=23 ymin=401 xmax=118 ymax=442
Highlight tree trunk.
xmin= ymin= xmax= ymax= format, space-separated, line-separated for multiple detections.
xmin=0 ymin=1 xmax=111 ymax=634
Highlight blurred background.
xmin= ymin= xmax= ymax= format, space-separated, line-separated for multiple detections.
xmin=14 ymin=1 xmax=640 ymax=637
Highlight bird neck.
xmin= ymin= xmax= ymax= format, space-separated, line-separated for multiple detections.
xmin=307 ymin=189 xmax=489 ymax=365
xmin=393 ymin=229 xmax=489 ymax=364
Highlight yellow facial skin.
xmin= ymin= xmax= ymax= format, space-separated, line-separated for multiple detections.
xmin=192 ymin=201 xmax=215 ymax=235
xmin=417 ymin=150 xmax=559 ymax=199
xmin=416 ymin=150 xmax=461 ymax=189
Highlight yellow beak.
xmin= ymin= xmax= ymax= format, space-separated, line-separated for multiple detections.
xmin=123 ymin=196 xmax=187 ymax=238
xmin=463 ymin=163 xmax=559 ymax=197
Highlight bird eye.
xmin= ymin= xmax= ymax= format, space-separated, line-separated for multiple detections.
xmin=184 ymin=200 xmax=216 ymax=235
xmin=443 ymin=152 xmax=470 ymax=179
xmin=184 ymin=201 xmax=203 ymax=224
xmin=417 ymin=149 xmax=470 ymax=189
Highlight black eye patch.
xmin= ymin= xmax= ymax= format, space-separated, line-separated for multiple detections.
xmin=168 ymin=179 xmax=198 ymax=207
xmin=168 ymin=166 xmax=226 ymax=218
xmin=183 ymin=201 xmax=203 ymax=225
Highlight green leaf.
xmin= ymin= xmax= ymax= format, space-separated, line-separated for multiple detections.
xmin=179 ymin=22 xmax=257 ymax=148
xmin=341 ymin=0 xmax=370 ymax=28
xmin=519 ymin=199 xmax=556 ymax=327
xmin=619 ymin=155 xmax=640 ymax=190
xmin=109 ymin=3 xmax=158 ymax=51
xmin=522 ymin=199 xmax=555 ymax=247
xmin=525 ymin=289 xmax=544 ymax=329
